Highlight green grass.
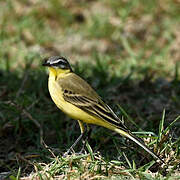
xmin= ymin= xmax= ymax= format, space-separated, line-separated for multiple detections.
xmin=0 ymin=0 xmax=180 ymax=179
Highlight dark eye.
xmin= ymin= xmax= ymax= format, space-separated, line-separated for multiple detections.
xmin=59 ymin=63 xmax=68 ymax=69
xmin=52 ymin=60 xmax=69 ymax=69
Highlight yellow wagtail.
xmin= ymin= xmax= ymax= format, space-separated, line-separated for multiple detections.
xmin=42 ymin=56 xmax=164 ymax=163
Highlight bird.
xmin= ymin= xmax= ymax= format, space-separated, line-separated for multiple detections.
xmin=42 ymin=56 xmax=164 ymax=163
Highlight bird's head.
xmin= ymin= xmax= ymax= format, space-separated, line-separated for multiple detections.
xmin=43 ymin=56 xmax=73 ymax=75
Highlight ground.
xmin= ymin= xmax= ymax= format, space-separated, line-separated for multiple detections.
xmin=0 ymin=0 xmax=180 ymax=179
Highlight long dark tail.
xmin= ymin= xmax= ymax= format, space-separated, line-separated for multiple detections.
xmin=111 ymin=126 xmax=164 ymax=163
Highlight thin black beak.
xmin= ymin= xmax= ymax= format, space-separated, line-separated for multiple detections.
xmin=42 ymin=59 xmax=50 ymax=66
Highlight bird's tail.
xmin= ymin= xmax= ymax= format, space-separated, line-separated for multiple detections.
xmin=111 ymin=126 xmax=164 ymax=163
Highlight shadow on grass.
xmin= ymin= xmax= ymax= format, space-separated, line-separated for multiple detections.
xmin=0 ymin=59 xmax=180 ymax=175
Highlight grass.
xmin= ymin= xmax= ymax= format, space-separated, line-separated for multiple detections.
xmin=0 ymin=0 xmax=180 ymax=179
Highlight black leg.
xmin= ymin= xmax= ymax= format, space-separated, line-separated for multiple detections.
xmin=63 ymin=121 xmax=93 ymax=156
xmin=63 ymin=128 xmax=86 ymax=156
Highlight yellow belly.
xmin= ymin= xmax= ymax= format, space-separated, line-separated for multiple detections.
xmin=48 ymin=78 xmax=98 ymax=124
xmin=48 ymin=76 xmax=117 ymax=132
xmin=47 ymin=68 xmax=117 ymax=132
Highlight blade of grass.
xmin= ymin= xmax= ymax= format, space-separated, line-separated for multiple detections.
xmin=117 ymin=104 xmax=141 ymax=130
xmin=158 ymin=109 xmax=166 ymax=143
xmin=123 ymin=152 xmax=132 ymax=169
xmin=138 ymin=160 xmax=155 ymax=172
xmin=132 ymin=160 xmax=136 ymax=170
xmin=16 ymin=167 xmax=21 ymax=180
xmin=164 ymin=115 xmax=180 ymax=135
xmin=86 ymin=141 xmax=94 ymax=161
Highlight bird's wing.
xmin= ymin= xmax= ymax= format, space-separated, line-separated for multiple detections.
xmin=58 ymin=73 xmax=128 ymax=130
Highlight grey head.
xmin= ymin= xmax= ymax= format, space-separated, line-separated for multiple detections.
xmin=42 ymin=56 xmax=72 ymax=71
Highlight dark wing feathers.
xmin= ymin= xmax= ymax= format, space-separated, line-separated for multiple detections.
xmin=58 ymin=73 xmax=128 ymax=130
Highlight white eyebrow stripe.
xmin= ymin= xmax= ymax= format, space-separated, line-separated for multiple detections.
xmin=49 ymin=59 xmax=63 ymax=64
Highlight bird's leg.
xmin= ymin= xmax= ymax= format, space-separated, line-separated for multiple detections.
xmin=80 ymin=125 xmax=92 ymax=154
xmin=63 ymin=132 xmax=86 ymax=156
xmin=63 ymin=120 xmax=86 ymax=156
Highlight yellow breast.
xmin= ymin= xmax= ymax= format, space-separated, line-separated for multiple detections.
xmin=47 ymin=68 xmax=113 ymax=129
xmin=48 ymin=74 xmax=96 ymax=124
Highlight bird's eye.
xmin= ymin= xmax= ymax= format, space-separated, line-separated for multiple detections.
xmin=52 ymin=59 xmax=69 ymax=69
xmin=64 ymin=89 xmax=68 ymax=93
xmin=59 ymin=63 xmax=68 ymax=69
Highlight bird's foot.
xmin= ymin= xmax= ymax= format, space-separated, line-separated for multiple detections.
xmin=63 ymin=147 xmax=75 ymax=157
xmin=63 ymin=140 xmax=88 ymax=157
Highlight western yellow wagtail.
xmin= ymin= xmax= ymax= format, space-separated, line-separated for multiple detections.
xmin=43 ymin=56 xmax=164 ymax=163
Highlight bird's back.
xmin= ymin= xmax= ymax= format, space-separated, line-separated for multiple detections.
xmin=58 ymin=73 xmax=128 ymax=130
xmin=58 ymin=73 xmax=101 ymax=102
